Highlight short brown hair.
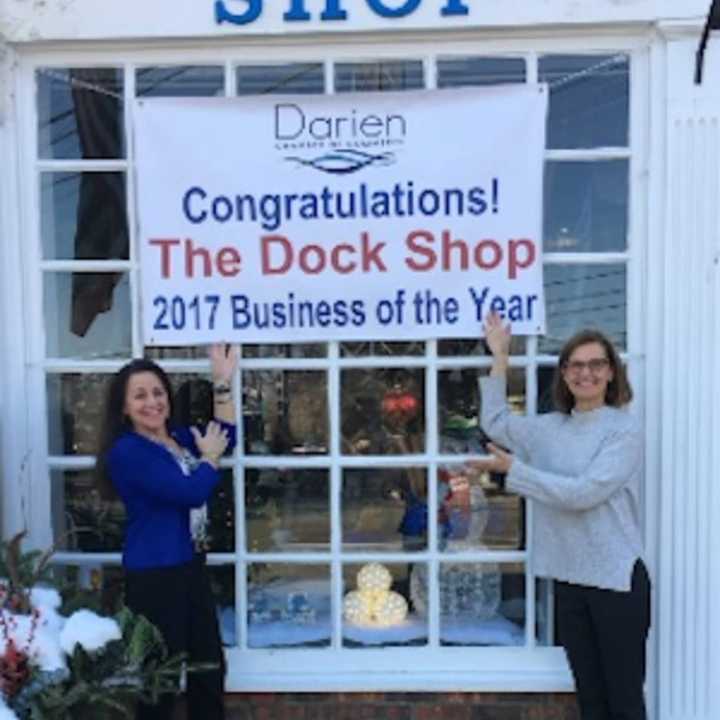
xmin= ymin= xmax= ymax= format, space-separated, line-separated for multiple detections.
xmin=552 ymin=329 xmax=633 ymax=413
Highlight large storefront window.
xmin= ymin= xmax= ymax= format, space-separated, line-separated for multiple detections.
xmin=32 ymin=43 xmax=635 ymax=686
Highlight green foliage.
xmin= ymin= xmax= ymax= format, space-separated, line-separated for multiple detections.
xmin=1 ymin=533 xmax=210 ymax=720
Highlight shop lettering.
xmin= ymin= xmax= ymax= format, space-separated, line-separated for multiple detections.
xmin=148 ymin=231 xmax=536 ymax=280
xmin=215 ymin=0 xmax=469 ymax=26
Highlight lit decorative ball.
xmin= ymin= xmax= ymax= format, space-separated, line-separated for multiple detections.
xmin=357 ymin=562 xmax=393 ymax=593
xmin=373 ymin=591 xmax=408 ymax=627
xmin=343 ymin=590 xmax=373 ymax=625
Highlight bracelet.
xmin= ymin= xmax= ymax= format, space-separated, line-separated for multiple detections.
xmin=213 ymin=382 xmax=232 ymax=395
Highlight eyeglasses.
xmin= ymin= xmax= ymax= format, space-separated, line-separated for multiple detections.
xmin=563 ymin=358 xmax=610 ymax=375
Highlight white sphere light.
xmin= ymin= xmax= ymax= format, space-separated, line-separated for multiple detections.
xmin=342 ymin=590 xmax=373 ymax=625
xmin=357 ymin=562 xmax=393 ymax=592
xmin=344 ymin=564 xmax=408 ymax=628
xmin=374 ymin=591 xmax=408 ymax=627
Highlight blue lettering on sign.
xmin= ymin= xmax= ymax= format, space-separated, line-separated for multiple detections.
xmin=216 ymin=0 xmax=470 ymax=26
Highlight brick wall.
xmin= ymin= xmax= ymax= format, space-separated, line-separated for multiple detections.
xmin=178 ymin=693 xmax=580 ymax=719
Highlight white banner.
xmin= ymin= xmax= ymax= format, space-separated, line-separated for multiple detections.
xmin=135 ymin=86 xmax=547 ymax=345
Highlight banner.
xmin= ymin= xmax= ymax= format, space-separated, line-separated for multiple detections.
xmin=135 ymin=86 xmax=547 ymax=345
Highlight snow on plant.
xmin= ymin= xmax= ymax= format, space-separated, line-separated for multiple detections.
xmin=0 ymin=532 xmax=188 ymax=720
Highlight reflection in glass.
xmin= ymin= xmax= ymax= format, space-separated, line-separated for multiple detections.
xmin=41 ymin=172 xmax=128 ymax=260
xmin=243 ymin=370 xmax=328 ymax=455
xmin=236 ymin=64 xmax=324 ymax=95
xmin=37 ymin=67 xmax=124 ymax=160
xmin=246 ymin=469 xmax=329 ymax=552
xmin=208 ymin=565 xmax=237 ymax=646
xmin=136 ymin=66 xmax=224 ymax=97
xmin=47 ymin=374 xmax=112 ymax=455
xmin=247 ymin=564 xmax=330 ymax=648
xmin=44 ymin=273 xmax=131 ymax=358
xmin=539 ymin=54 xmax=629 ymax=149
xmin=437 ymin=464 xmax=523 ymax=551
xmin=343 ymin=563 xmax=426 ymax=648
xmin=536 ymin=577 xmax=556 ymax=646
xmin=207 ymin=471 xmax=235 ymax=553
xmin=540 ymin=264 xmax=626 ymax=354
xmin=50 ymin=565 xmax=125 ymax=616
xmin=442 ymin=368 xmax=525 ymax=454
xmin=335 ymin=61 xmax=424 ymax=93
xmin=438 ymin=562 xmax=525 ymax=646
xmin=438 ymin=336 xmax=527 ymax=356
xmin=51 ymin=470 xmax=125 ymax=552
xmin=342 ymin=468 xmax=426 ymax=552
xmin=144 ymin=346 xmax=209 ymax=360
xmin=437 ymin=56 xmax=526 ymax=88
xmin=537 ymin=365 xmax=558 ymax=415
xmin=341 ymin=341 xmax=424 ymax=357
xmin=241 ymin=343 xmax=326 ymax=359
xmin=544 ymin=160 xmax=628 ymax=252
xmin=342 ymin=368 xmax=424 ymax=456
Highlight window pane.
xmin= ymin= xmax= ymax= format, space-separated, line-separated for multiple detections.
xmin=341 ymin=341 xmax=424 ymax=357
xmin=136 ymin=65 xmax=224 ymax=97
xmin=242 ymin=343 xmax=327 ymax=359
xmin=51 ymin=565 xmax=125 ymax=616
xmin=441 ymin=368 xmax=525 ymax=454
xmin=438 ymin=336 xmax=527 ymax=356
xmin=437 ymin=56 xmax=526 ymax=88
xmin=236 ymin=64 xmax=324 ymax=95
xmin=343 ymin=562 xmax=426 ymax=647
xmin=44 ymin=273 xmax=131 ymax=359
xmin=247 ymin=469 xmax=329 ymax=552
xmin=248 ymin=563 xmax=331 ymax=648
xmin=210 ymin=565 xmax=237 ymax=646
xmin=243 ymin=370 xmax=328 ymax=455
xmin=51 ymin=470 xmax=125 ymax=552
xmin=544 ymin=160 xmax=628 ymax=252
xmin=207 ymin=471 xmax=235 ymax=553
xmin=41 ymin=172 xmax=129 ymax=260
xmin=437 ymin=562 xmax=525 ymax=646
xmin=37 ymin=68 xmax=125 ymax=160
xmin=535 ymin=577 xmax=557 ymax=646
xmin=438 ymin=464 xmax=524 ymax=552
xmin=343 ymin=468 xmax=426 ymax=552
xmin=540 ymin=264 xmax=627 ymax=354
xmin=335 ymin=61 xmax=424 ymax=93
xmin=47 ymin=374 xmax=110 ymax=455
xmin=342 ymin=368 xmax=424 ymax=455
xmin=539 ymin=54 xmax=629 ymax=149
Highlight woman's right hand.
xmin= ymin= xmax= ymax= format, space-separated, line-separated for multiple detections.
xmin=483 ymin=312 xmax=511 ymax=359
xmin=191 ymin=422 xmax=229 ymax=467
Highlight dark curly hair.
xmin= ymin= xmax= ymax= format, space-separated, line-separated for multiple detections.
xmin=552 ymin=330 xmax=632 ymax=414
xmin=95 ymin=359 xmax=174 ymax=498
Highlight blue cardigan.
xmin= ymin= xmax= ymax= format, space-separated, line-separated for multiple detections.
xmin=108 ymin=422 xmax=236 ymax=570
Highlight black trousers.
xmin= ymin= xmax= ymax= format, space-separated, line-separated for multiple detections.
xmin=125 ymin=555 xmax=225 ymax=720
xmin=556 ymin=560 xmax=651 ymax=720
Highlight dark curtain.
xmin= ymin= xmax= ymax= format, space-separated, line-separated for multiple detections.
xmin=696 ymin=0 xmax=720 ymax=84
xmin=70 ymin=68 xmax=128 ymax=336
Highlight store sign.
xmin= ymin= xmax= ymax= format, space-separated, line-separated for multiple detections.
xmin=135 ymin=87 xmax=547 ymax=345
xmin=215 ymin=0 xmax=469 ymax=26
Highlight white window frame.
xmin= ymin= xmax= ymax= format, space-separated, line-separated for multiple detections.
xmin=10 ymin=28 xmax=649 ymax=692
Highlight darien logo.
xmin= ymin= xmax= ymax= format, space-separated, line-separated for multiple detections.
xmin=274 ymin=103 xmax=405 ymax=174
xmin=215 ymin=1 xmax=469 ymax=26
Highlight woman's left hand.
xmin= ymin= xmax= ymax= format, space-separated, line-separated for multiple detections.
xmin=468 ymin=443 xmax=514 ymax=474
xmin=210 ymin=344 xmax=239 ymax=384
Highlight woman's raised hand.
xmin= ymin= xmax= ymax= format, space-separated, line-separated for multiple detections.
xmin=483 ymin=312 xmax=511 ymax=359
xmin=191 ymin=421 xmax=229 ymax=467
xmin=209 ymin=344 xmax=239 ymax=385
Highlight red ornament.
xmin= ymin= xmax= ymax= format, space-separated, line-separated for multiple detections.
xmin=381 ymin=387 xmax=420 ymax=423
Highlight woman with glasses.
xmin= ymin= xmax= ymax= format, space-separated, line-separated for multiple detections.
xmin=473 ymin=313 xmax=650 ymax=720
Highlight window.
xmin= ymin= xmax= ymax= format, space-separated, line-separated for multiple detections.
xmin=29 ymin=40 xmax=639 ymax=689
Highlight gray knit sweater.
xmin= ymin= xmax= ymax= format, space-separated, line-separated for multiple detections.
xmin=480 ymin=375 xmax=645 ymax=592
